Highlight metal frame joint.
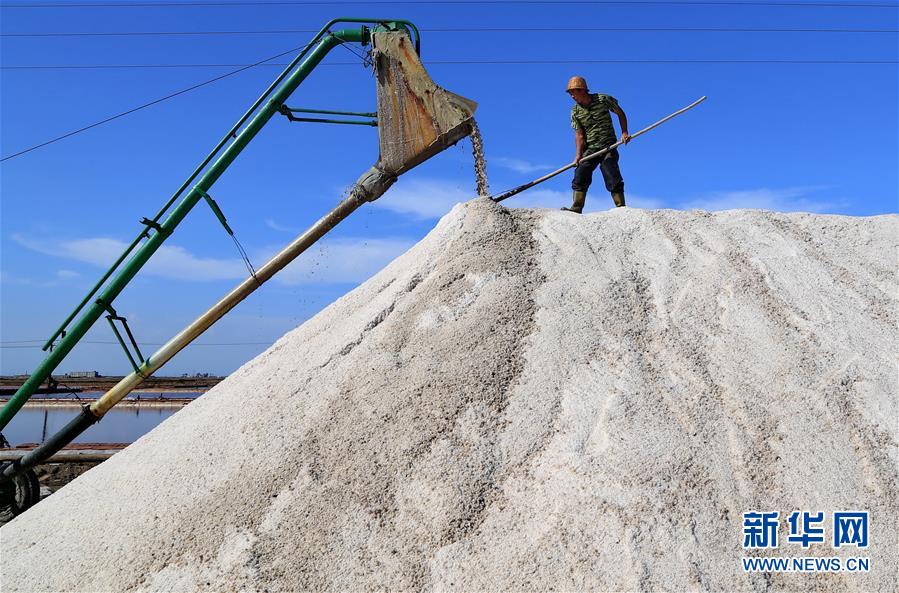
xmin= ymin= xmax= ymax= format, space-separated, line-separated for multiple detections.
xmin=96 ymin=298 xmax=146 ymax=375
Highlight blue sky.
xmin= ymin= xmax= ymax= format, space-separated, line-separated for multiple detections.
xmin=1 ymin=0 xmax=896 ymax=376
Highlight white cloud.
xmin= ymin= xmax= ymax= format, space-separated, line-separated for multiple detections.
xmin=372 ymin=178 xmax=474 ymax=219
xmin=12 ymin=233 xmax=414 ymax=286
xmin=369 ymin=177 xmax=841 ymax=217
xmin=51 ymin=237 xmax=124 ymax=267
xmin=625 ymin=194 xmax=666 ymax=209
xmin=501 ymin=185 xmax=840 ymax=213
xmin=678 ymin=186 xmax=839 ymax=213
xmin=142 ymin=244 xmax=250 ymax=281
xmin=506 ymin=188 xmax=569 ymax=209
xmin=0 ymin=271 xmax=33 ymax=285
xmin=497 ymin=187 xmax=666 ymax=211
xmin=56 ymin=269 xmax=80 ymax=279
xmin=0 ymin=270 xmax=70 ymax=288
xmin=373 ymin=177 xmax=666 ymax=215
xmin=494 ymin=157 xmax=555 ymax=174
xmin=265 ymin=218 xmax=298 ymax=233
xmin=274 ymin=237 xmax=415 ymax=285
xmin=13 ymin=234 xmax=247 ymax=281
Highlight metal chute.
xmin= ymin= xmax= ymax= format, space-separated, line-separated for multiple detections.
xmin=349 ymin=30 xmax=478 ymax=202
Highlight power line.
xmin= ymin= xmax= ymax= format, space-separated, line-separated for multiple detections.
xmin=2 ymin=49 xmax=893 ymax=162
xmin=416 ymin=58 xmax=899 ymax=63
xmin=0 ymin=43 xmax=310 ymax=162
xmin=1 ymin=1 xmax=896 ymax=8
xmin=3 ymin=27 xmax=897 ymax=37
xmin=3 ymin=58 xmax=896 ymax=70
xmin=1 ymin=340 xmax=274 ymax=348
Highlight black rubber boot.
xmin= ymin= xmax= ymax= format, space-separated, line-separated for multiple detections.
xmin=611 ymin=191 xmax=626 ymax=207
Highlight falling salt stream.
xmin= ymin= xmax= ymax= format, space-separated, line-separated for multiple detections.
xmin=469 ymin=119 xmax=490 ymax=197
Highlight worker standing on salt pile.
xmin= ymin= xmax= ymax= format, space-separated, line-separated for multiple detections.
xmin=563 ymin=76 xmax=631 ymax=212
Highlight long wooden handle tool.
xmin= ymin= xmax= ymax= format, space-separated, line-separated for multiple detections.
xmin=490 ymin=96 xmax=707 ymax=204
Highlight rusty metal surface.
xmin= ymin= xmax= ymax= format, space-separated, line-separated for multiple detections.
xmin=372 ymin=31 xmax=478 ymax=176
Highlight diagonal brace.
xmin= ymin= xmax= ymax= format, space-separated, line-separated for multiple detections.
xmin=195 ymin=187 xmax=235 ymax=235
xmin=97 ymin=299 xmax=145 ymax=375
xmin=278 ymin=104 xmax=377 ymax=126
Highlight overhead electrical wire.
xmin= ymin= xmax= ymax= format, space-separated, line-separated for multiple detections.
xmin=2 ymin=26 xmax=896 ymax=36
xmin=0 ymin=1 xmax=896 ymax=8
xmin=3 ymin=58 xmax=896 ymax=70
xmin=0 ymin=42 xmax=313 ymax=162
xmin=1 ymin=11 xmax=894 ymax=162
xmin=2 ymin=51 xmax=893 ymax=162
xmin=0 ymin=340 xmax=275 ymax=348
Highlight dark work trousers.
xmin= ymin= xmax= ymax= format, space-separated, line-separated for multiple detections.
xmin=571 ymin=147 xmax=624 ymax=194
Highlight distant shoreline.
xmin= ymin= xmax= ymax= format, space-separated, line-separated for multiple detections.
xmin=14 ymin=398 xmax=196 ymax=408
xmin=0 ymin=375 xmax=223 ymax=392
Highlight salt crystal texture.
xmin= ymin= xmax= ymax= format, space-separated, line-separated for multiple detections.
xmin=2 ymin=199 xmax=897 ymax=592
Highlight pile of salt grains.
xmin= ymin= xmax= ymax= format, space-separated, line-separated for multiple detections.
xmin=2 ymin=199 xmax=897 ymax=593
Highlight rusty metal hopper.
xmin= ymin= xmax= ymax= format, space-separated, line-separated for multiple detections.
xmin=372 ymin=30 xmax=478 ymax=176
xmin=349 ymin=30 xmax=478 ymax=202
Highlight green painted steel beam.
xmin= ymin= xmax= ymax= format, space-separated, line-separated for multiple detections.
xmin=286 ymin=116 xmax=377 ymax=126
xmin=284 ymin=107 xmax=377 ymax=118
xmin=0 ymin=23 xmax=380 ymax=431
xmin=39 ymin=18 xmax=417 ymax=355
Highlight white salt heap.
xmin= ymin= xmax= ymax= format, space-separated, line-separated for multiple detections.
xmin=2 ymin=199 xmax=897 ymax=592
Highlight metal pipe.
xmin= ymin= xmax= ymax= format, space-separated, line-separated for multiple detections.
xmin=286 ymin=117 xmax=377 ymax=126
xmin=90 ymin=175 xmax=388 ymax=417
xmin=0 ymin=27 xmax=367 ymax=431
xmin=0 ymin=449 xmax=119 ymax=463
xmin=0 ymin=168 xmax=396 ymax=480
xmin=1 ymin=407 xmax=98 ymax=479
xmin=284 ymin=107 xmax=377 ymax=117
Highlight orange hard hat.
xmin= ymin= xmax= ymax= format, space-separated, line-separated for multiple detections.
xmin=566 ymin=76 xmax=588 ymax=92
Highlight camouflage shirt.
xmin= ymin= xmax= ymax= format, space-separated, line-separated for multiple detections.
xmin=570 ymin=93 xmax=620 ymax=150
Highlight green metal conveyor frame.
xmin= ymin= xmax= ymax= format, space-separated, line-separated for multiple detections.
xmin=0 ymin=18 xmax=421 ymax=431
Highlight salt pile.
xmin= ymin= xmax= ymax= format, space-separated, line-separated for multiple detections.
xmin=2 ymin=199 xmax=897 ymax=592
